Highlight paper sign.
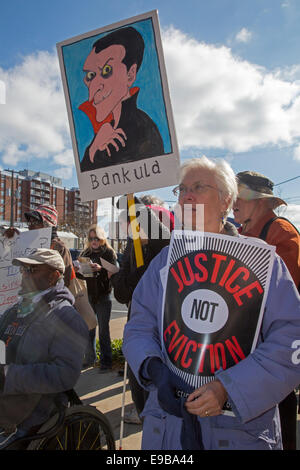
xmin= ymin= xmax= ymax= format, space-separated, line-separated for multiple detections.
xmin=161 ymin=231 xmax=275 ymax=412
xmin=78 ymin=257 xmax=94 ymax=277
xmin=100 ymin=257 xmax=120 ymax=274
xmin=0 ymin=228 xmax=52 ymax=316
xmin=57 ymin=10 xmax=180 ymax=201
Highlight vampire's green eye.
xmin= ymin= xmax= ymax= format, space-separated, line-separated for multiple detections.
xmin=101 ymin=64 xmax=112 ymax=78
xmin=85 ymin=71 xmax=96 ymax=82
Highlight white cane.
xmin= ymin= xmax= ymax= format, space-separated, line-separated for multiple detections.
xmin=119 ymin=194 xmax=143 ymax=449
xmin=119 ymin=360 xmax=128 ymax=450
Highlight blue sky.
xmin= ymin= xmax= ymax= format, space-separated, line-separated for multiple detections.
xmin=0 ymin=0 xmax=300 ymax=225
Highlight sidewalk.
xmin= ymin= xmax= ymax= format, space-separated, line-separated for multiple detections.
xmin=74 ymin=315 xmax=143 ymax=450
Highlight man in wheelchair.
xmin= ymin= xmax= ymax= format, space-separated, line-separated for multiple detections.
xmin=0 ymin=249 xmax=89 ymax=449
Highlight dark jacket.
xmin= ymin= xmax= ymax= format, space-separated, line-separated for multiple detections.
xmin=78 ymin=245 xmax=117 ymax=304
xmin=111 ymin=205 xmax=171 ymax=311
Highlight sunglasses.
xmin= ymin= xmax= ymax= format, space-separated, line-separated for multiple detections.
xmin=27 ymin=219 xmax=43 ymax=227
xmin=89 ymin=237 xmax=100 ymax=242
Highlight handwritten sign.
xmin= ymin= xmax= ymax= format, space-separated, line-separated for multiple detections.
xmin=0 ymin=228 xmax=51 ymax=315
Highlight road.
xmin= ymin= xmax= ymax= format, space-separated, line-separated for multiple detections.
xmin=111 ymin=297 xmax=128 ymax=320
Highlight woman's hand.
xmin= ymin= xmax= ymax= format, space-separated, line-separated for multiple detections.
xmin=3 ymin=227 xmax=20 ymax=239
xmin=185 ymin=380 xmax=228 ymax=418
xmin=90 ymin=263 xmax=102 ymax=272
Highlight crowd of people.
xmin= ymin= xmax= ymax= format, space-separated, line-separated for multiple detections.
xmin=0 ymin=156 xmax=299 ymax=450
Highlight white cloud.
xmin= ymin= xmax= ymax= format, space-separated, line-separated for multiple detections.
xmin=53 ymin=166 xmax=73 ymax=180
xmin=1 ymin=143 xmax=28 ymax=165
xmin=0 ymin=79 xmax=5 ymax=105
xmin=53 ymin=149 xmax=75 ymax=167
xmin=235 ymin=28 xmax=253 ymax=43
xmin=162 ymin=26 xmax=300 ymax=153
xmin=293 ymin=145 xmax=300 ymax=161
xmin=1 ymin=28 xmax=300 ymax=180
xmin=0 ymin=50 xmax=69 ymax=168
xmin=276 ymin=204 xmax=300 ymax=229
xmin=273 ymin=64 xmax=300 ymax=84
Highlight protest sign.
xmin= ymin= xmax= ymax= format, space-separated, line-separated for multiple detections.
xmin=0 ymin=228 xmax=51 ymax=316
xmin=57 ymin=10 xmax=180 ymax=201
xmin=161 ymin=231 xmax=275 ymax=411
xmin=100 ymin=257 xmax=120 ymax=274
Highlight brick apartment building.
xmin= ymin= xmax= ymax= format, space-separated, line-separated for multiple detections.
xmin=0 ymin=169 xmax=97 ymax=228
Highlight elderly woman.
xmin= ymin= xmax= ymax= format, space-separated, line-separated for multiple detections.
xmin=122 ymin=156 xmax=300 ymax=450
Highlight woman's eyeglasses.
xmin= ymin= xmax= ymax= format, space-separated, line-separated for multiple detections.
xmin=89 ymin=237 xmax=100 ymax=242
xmin=172 ymin=182 xmax=220 ymax=197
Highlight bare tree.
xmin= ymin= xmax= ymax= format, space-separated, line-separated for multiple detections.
xmin=58 ymin=211 xmax=92 ymax=248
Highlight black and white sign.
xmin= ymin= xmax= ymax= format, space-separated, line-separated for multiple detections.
xmin=161 ymin=231 xmax=275 ymax=393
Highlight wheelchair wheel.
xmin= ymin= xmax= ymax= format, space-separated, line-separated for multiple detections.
xmin=27 ymin=405 xmax=115 ymax=450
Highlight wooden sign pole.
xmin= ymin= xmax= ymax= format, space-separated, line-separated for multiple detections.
xmin=119 ymin=194 xmax=144 ymax=449
xmin=127 ymin=193 xmax=144 ymax=268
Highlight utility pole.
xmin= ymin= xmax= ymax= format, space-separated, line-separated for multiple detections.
xmin=5 ymin=169 xmax=15 ymax=227
xmin=10 ymin=170 xmax=14 ymax=227
xmin=111 ymin=197 xmax=115 ymax=251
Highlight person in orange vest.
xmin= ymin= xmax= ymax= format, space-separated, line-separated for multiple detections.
xmin=233 ymin=170 xmax=300 ymax=450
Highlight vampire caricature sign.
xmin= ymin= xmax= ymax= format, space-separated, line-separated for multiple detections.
xmin=57 ymin=10 xmax=179 ymax=202
xmin=161 ymin=231 xmax=275 ymax=412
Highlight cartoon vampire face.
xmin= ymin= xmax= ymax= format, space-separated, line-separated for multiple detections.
xmin=79 ymin=27 xmax=164 ymax=171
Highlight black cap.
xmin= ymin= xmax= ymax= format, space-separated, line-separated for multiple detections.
xmin=24 ymin=210 xmax=43 ymax=223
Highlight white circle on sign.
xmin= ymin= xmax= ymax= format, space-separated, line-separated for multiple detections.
xmin=181 ymin=289 xmax=228 ymax=334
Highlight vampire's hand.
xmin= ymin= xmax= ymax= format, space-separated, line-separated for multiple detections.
xmin=89 ymin=122 xmax=127 ymax=162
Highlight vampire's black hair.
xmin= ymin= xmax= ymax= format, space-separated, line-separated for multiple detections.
xmin=93 ymin=26 xmax=145 ymax=72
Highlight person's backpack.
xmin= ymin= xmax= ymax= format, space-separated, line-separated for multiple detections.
xmin=260 ymin=216 xmax=300 ymax=414
xmin=259 ymin=216 xmax=300 ymax=241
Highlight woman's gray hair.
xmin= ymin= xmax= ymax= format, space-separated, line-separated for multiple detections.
xmin=180 ymin=155 xmax=238 ymax=217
